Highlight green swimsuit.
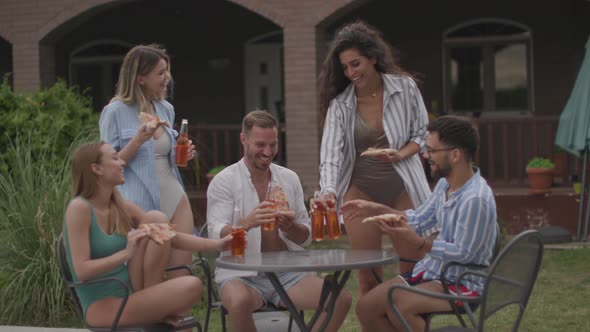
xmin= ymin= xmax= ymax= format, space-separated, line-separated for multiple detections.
xmin=63 ymin=197 xmax=132 ymax=315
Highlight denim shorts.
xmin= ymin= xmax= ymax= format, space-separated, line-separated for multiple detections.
xmin=220 ymin=271 xmax=306 ymax=309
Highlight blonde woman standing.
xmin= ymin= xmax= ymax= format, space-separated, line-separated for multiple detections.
xmin=99 ymin=44 xmax=195 ymax=274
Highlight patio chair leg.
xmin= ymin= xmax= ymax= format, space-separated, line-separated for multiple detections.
xmin=220 ymin=309 xmax=226 ymax=332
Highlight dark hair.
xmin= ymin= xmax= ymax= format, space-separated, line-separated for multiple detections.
xmin=318 ymin=21 xmax=412 ymax=119
xmin=427 ymin=116 xmax=479 ymax=161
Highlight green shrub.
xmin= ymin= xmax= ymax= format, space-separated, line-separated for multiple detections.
xmin=207 ymin=165 xmax=226 ymax=176
xmin=0 ymin=77 xmax=98 ymax=171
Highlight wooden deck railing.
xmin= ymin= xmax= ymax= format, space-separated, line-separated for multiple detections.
xmin=181 ymin=123 xmax=286 ymax=189
xmin=180 ymin=118 xmax=579 ymax=190
xmin=476 ymin=116 xmax=577 ymax=185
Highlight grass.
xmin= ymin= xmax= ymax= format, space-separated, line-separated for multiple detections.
xmin=191 ymin=238 xmax=590 ymax=331
xmin=0 ymin=132 xmax=97 ymax=326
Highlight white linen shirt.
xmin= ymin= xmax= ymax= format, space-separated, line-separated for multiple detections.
xmin=320 ymin=74 xmax=431 ymax=210
xmin=207 ymin=159 xmax=312 ymax=283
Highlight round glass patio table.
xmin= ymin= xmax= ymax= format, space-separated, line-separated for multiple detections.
xmin=217 ymin=249 xmax=397 ymax=332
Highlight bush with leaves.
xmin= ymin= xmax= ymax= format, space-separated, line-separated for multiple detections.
xmin=0 ymin=77 xmax=98 ymax=171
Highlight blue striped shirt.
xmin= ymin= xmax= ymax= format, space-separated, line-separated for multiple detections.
xmin=319 ymin=74 xmax=431 ymax=209
xmin=99 ymin=99 xmax=183 ymax=212
xmin=406 ymin=169 xmax=497 ymax=294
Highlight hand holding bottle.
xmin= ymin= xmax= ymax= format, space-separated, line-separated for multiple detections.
xmin=175 ymin=119 xmax=192 ymax=167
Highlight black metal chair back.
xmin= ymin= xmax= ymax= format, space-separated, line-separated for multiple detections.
xmin=57 ymin=233 xmax=86 ymax=320
xmin=477 ymin=230 xmax=544 ymax=331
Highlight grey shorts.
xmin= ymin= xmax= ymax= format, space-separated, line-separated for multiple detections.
xmin=219 ymin=272 xmax=306 ymax=309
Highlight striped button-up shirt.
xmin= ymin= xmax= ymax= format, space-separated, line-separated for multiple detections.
xmin=406 ymin=169 xmax=498 ymax=294
xmin=99 ymin=99 xmax=183 ymax=212
xmin=319 ymin=74 xmax=431 ymax=209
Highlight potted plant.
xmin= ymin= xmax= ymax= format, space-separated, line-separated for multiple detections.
xmin=526 ymin=157 xmax=555 ymax=194
xmin=206 ymin=165 xmax=226 ymax=184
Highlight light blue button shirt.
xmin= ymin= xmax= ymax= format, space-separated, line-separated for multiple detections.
xmin=99 ymin=99 xmax=183 ymax=212
xmin=405 ymin=169 xmax=497 ymax=294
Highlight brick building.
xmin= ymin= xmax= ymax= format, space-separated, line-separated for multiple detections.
xmin=1 ymin=0 xmax=590 ymax=200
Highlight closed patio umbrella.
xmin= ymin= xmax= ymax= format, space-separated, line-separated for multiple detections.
xmin=555 ymin=34 xmax=590 ymax=241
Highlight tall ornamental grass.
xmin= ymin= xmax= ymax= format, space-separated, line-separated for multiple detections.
xmin=0 ymin=130 xmax=98 ymax=326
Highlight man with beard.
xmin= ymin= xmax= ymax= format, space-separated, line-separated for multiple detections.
xmin=207 ymin=110 xmax=351 ymax=332
xmin=341 ymin=116 xmax=497 ymax=332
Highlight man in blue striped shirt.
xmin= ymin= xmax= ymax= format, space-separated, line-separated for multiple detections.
xmin=343 ymin=116 xmax=497 ymax=332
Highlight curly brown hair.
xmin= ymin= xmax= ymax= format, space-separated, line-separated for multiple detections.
xmin=318 ymin=21 xmax=412 ymax=119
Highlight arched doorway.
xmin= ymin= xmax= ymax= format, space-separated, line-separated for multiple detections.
xmin=0 ymin=36 xmax=13 ymax=87
xmin=68 ymin=39 xmax=132 ymax=111
xmin=41 ymin=0 xmax=283 ymax=191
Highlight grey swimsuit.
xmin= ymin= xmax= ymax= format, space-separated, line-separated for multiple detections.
xmin=154 ymin=131 xmax=185 ymax=219
xmin=349 ymin=112 xmax=405 ymax=206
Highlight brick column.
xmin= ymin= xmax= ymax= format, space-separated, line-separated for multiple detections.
xmin=282 ymin=24 xmax=320 ymax=195
xmin=12 ymin=40 xmax=40 ymax=91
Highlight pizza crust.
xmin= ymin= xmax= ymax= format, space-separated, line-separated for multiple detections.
xmin=139 ymin=223 xmax=176 ymax=244
xmin=360 ymin=147 xmax=398 ymax=157
xmin=269 ymin=186 xmax=290 ymax=211
xmin=139 ymin=112 xmax=170 ymax=129
xmin=362 ymin=213 xmax=406 ymax=224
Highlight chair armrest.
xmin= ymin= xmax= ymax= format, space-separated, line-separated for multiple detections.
xmin=387 ymin=284 xmax=481 ymax=332
xmin=66 ymin=276 xmax=131 ymax=330
xmin=440 ymin=261 xmax=488 ymax=284
xmin=166 ymin=264 xmax=194 ymax=276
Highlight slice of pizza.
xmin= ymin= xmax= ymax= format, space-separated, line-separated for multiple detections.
xmin=139 ymin=223 xmax=176 ymax=244
xmin=139 ymin=112 xmax=170 ymax=129
xmin=270 ymin=186 xmax=290 ymax=211
xmin=362 ymin=213 xmax=406 ymax=224
xmin=360 ymin=147 xmax=398 ymax=157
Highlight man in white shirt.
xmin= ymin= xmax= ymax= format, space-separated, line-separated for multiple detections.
xmin=207 ymin=110 xmax=352 ymax=332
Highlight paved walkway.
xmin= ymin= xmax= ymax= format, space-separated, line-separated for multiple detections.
xmin=0 ymin=312 xmax=299 ymax=332
xmin=0 ymin=328 xmax=85 ymax=332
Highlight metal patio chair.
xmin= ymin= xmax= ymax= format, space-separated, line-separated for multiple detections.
xmin=374 ymin=222 xmax=502 ymax=329
xmin=387 ymin=230 xmax=544 ymax=332
xmin=57 ymin=233 xmax=202 ymax=332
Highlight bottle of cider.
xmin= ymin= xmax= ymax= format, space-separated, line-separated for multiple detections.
xmin=175 ymin=119 xmax=189 ymax=167
xmin=231 ymin=207 xmax=246 ymax=256
xmin=310 ymin=190 xmax=325 ymax=241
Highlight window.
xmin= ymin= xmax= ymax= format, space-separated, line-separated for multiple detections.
xmin=443 ymin=19 xmax=533 ymax=115
xmin=69 ymin=40 xmax=132 ymax=111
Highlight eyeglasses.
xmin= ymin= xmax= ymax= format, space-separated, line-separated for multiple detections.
xmin=424 ymin=146 xmax=456 ymax=154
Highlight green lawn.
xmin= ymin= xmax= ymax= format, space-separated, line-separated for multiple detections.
xmin=194 ymin=239 xmax=590 ymax=331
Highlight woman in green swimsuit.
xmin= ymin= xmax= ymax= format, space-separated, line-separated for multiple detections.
xmin=64 ymin=142 xmax=231 ymax=329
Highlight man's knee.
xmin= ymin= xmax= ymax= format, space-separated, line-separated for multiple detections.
xmin=220 ymin=281 xmax=260 ymax=313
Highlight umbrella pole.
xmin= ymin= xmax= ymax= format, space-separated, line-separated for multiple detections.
xmin=585 ymin=171 xmax=590 ymax=241
xmin=577 ymin=148 xmax=588 ymax=241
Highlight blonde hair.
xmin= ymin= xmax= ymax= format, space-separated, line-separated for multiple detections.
xmin=242 ymin=110 xmax=277 ymax=136
xmin=71 ymin=142 xmax=132 ymax=235
xmin=113 ymin=44 xmax=172 ymax=114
